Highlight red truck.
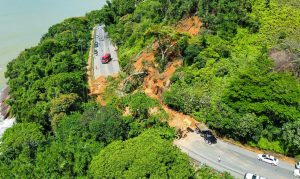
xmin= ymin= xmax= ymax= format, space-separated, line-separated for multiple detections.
xmin=101 ymin=53 xmax=112 ymax=64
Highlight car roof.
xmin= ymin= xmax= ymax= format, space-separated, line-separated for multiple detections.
xmin=262 ymin=154 xmax=275 ymax=158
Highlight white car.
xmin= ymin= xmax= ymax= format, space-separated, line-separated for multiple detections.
xmin=257 ymin=154 xmax=279 ymax=166
xmin=294 ymin=169 xmax=300 ymax=177
xmin=244 ymin=173 xmax=266 ymax=179
xmin=296 ymin=161 xmax=300 ymax=169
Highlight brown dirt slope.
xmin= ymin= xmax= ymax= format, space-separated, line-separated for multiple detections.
xmin=133 ymin=50 xmax=198 ymax=130
xmin=177 ymin=16 xmax=202 ymax=36
xmin=131 ymin=16 xmax=203 ymax=129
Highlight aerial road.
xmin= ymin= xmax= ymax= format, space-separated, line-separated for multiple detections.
xmin=175 ymin=133 xmax=296 ymax=179
xmin=93 ymin=24 xmax=120 ymax=78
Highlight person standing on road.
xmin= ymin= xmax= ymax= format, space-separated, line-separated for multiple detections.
xmin=218 ymin=155 xmax=221 ymax=163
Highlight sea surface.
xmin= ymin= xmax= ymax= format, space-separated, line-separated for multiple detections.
xmin=0 ymin=0 xmax=106 ymax=89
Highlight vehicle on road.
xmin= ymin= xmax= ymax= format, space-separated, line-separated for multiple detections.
xmin=95 ymin=42 xmax=98 ymax=47
xmin=204 ymin=132 xmax=217 ymax=144
xmin=257 ymin=154 xmax=278 ymax=166
xmin=195 ymin=123 xmax=217 ymax=144
xmin=296 ymin=161 xmax=300 ymax=169
xmin=244 ymin=173 xmax=266 ymax=179
xmin=294 ymin=169 xmax=300 ymax=177
xmin=101 ymin=53 xmax=112 ymax=64
xmin=94 ymin=49 xmax=98 ymax=55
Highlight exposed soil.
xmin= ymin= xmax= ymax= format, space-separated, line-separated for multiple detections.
xmin=93 ymin=76 xmax=107 ymax=106
xmin=163 ymin=105 xmax=197 ymax=129
xmin=269 ymin=49 xmax=298 ymax=75
xmin=132 ymin=50 xmax=199 ymax=130
xmin=123 ymin=107 xmax=131 ymax=116
xmin=177 ymin=16 xmax=202 ymax=36
xmin=130 ymin=16 xmax=204 ymax=130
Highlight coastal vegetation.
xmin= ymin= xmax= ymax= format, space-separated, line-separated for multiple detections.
xmin=1 ymin=0 xmax=299 ymax=178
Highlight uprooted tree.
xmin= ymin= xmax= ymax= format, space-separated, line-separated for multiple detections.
xmin=145 ymin=25 xmax=187 ymax=71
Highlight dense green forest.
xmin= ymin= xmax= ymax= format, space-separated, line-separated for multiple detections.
xmin=90 ymin=0 xmax=300 ymax=158
xmin=1 ymin=1 xmax=233 ymax=177
xmin=163 ymin=0 xmax=300 ymax=157
xmin=1 ymin=0 xmax=299 ymax=178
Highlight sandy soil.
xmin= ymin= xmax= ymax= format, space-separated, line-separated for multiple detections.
xmin=132 ymin=50 xmax=199 ymax=130
xmin=177 ymin=16 xmax=202 ymax=36
xmin=131 ymin=16 xmax=204 ymax=130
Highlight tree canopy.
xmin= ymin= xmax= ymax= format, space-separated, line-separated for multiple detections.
xmin=89 ymin=128 xmax=194 ymax=179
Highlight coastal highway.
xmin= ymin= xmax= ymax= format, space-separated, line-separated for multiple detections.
xmin=93 ymin=24 xmax=120 ymax=78
xmin=175 ymin=133 xmax=296 ymax=179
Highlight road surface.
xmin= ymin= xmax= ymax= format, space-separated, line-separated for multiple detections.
xmin=93 ymin=24 xmax=120 ymax=78
xmin=175 ymin=133 xmax=296 ymax=179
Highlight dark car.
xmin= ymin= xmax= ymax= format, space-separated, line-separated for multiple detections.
xmin=94 ymin=49 xmax=98 ymax=55
xmin=200 ymin=130 xmax=212 ymax=137
xmin=195 ymin=123 xmax=217 ymax=144
xmin=203 ymin=131 xmax=217 ymax=144
xmin=94 ymin=42 xmax=99 ymax=47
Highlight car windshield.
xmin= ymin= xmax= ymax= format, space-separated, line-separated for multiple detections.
xmin=262 ymin=154 xmax=266 ymax=158
xmin=203 ymin=130 xmax=212 ymax=134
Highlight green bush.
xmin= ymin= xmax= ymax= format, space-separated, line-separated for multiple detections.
xmin=257 ymin=137 xmax=284 ymax=154
xmin=89 ymin=128 xmax=194 ymax=179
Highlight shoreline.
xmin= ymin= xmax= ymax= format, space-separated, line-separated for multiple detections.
xmin=0 ymin=84 xmax=14 ymax=137
xmin=0 ymin=85 xmax=9 ymax=119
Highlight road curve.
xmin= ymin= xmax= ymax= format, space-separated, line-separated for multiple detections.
xmin=175 ymin=133 xmax=295 ymax=179
xmin=93 ymin=24 xmax=120 ymax=78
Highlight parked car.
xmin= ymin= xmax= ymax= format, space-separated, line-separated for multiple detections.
xmin=195 ymin=123 xmax=217 ymax=145
xmin=200 ymin=130 xmax=213 ymax=137
xmin=294 ymin=169 xmax=300 ymax=177
xmin=257 ymin=154 xmax=279 ymax=166
xmin=94 ymin=42 xmax=98 ymax=47
xmin=244 ymin=173 xmax=266 ymax=179
xmin=94 ymin=49 xmax=98 ymax=55
xmin=101 ymin=53 xmax=112 ymax=64
xmin=204 ymin=132 xmax=217 ymax=145
xmin=296 ymin=161 xmax=300 ymax=169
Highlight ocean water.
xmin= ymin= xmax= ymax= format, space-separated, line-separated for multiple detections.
xmin=0 ymin=0 xmax=106 ymax=89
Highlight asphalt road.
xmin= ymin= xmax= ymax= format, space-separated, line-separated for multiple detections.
xmin=175 ymin=133 xmax=296 ymax=179
xmin=93 ymin=24 xmax=120 ymax=78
